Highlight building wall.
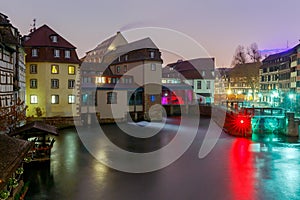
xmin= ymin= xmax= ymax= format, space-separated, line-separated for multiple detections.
xmin=96 ymin=90 xmax=128 ymax=119
xmin=26 ymin=62 xmax=80 ymax=117
xmin=0 ymin=47 xmax=14 ymax=107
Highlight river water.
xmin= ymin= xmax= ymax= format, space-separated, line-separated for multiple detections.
xmin=24 ymin=117 xmax=300 ymax=200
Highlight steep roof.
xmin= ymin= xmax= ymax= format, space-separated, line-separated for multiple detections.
xmin=84 ymin=32 xmax=128 ymax=63
xmin=103 ymin=37 xmax=159 ymax=64
xmin=0 ymin=134 xmax=33 ymax=190
xmin=0 ymin=13 xmax=19 ymax=46
xmin=23 ymin=24 xmax=76 ymax=49
xmin=0 ymin=13 xmax=10 ymax=26
xmin=165 ymin=58 xmax=215 ymax=79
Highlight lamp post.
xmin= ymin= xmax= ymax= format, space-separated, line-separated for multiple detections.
xmin=288 ymin=93 xmax=294 ymax=112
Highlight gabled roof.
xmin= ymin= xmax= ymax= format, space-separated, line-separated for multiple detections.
xmin=84 ymin=32 xmax=128 ymax=63
xmin=112 ymin=37 xmax=158 ymax=53
xmin=0 ymin=13 xmax=10 ymax=26
xmin=0 ymin=13 xmax=19 ymax=46
xmin=10 ymin=121 xmax=59 ymax=137
xmin=165 ymin=58 xmax=215 ymax=79
xmin=103 ymin=37 xmax=159 ymax=64
xmin=0 ymin=134 xmax=33 ymax=190
xmin=23 ymin=24 xmax=76 ymax=49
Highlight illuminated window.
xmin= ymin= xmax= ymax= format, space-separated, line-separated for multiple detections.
xmin=30 ymin=95 xmax=38 ymax=104
xmin=150 ymin=95 xmax=156 ymax=102
xmin=51 ymin=79 xmax=59 ymax=89
xmin=68 ymin=95 xmax=76 ymax=104
xmin=68 ymin=65 xmax=75 ymax=74
xmin=51 ymin=65 xmax=59 ymax=74
xmin=95 ymin=76 xmax=106 ymax=84
xmin=30 ymin=64 xmax=37 ymax=74
xmin=51 ymin=95 xmax=59 ymax=104
xmin=151 ymin=63 xmax=156 ymax=71
xmin=68 ymin=79 xmax=75 ymax=89
xmin=65 ymin=50 xmax=71 ymax=58
xmin=117 ymin=66 xmax=120 ymax=73
xmin=107 ymin=92 xmax=117 ymax=104
xmin=30 ymin=79 xmax=37 ymax=88
xmin=54 ymin=49 xmax=60 ymax=58
xmin=125 ymin=55 xmax=128 ymax=61
xmin=32 ymin=48 xmax=38 ymax=57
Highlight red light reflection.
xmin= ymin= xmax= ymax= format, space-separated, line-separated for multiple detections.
xmin=229 ymin=138 xmax=256 ymax=200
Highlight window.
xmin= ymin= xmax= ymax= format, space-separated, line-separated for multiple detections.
xmin=51 ymin=65 xmax=59 ymax=74
xmin=207 ymin=81 xmax=211 ymax=89
xmin=197 ymin=81 xmax=202 ymax=89
xmin=151 ymin=63 xmax=156 ymax=71
xmin=51 ymin=95 xmax=59 ymax=104
xmin=30 ymin=64 xmax=37 ymax=74
xmin=32 ymin=48 xmax=38 ymax=57
xmin=107 ymin=92 xmax=117 ymax=104
xmin=68 ymin=65 xmax=75 ymax=74
xmin=202 ymin=71 xmax=206 ymax=76
xmin=68 ymin=95 xmax=76 ymax=104
xmin=50 ymin=35 xmax=58 ymax=42
xmin=125 ymin=55 xmax=128 ymax=61
xmin=65 ymin=50 xmax=71 ymax=58
xmin=51 ymin=79 xmax=59 ymax=88
xmin=124 ymin=65 xmax=127 ymax=72
xmin=150 ymin=95 xmax=156 ymax=102
xmin=30 ymin=95 xmax=38 ymax=104
xmin=54 ymin=49 xmax=60 ymax=58
xmin=30 ymin=79 xmax=37 ymax=88
xmin=150 ymin=51 xmax=155 ymax=58
xmin=68 ymin=79 xmax=75 ymax=89
xmin=116 ymin=66 xmax=120 ymax=73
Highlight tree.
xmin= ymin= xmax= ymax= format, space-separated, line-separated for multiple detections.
xmin=0 ymin=98 xmax=27 ymax=134
xmin=247 ymin=43 xmax=262 ymax=62
xmin=231 ymin=45 xmax=247 ymax=66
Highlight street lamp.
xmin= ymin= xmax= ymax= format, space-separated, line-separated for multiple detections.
xmin=288 ymin=93 xmax=295 ymax=112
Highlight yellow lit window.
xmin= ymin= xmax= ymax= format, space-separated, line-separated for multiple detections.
xmin=51 ymin=65 xmax=59 ymax=74
xmin=68 ymin=66 xmax=75 ymax=75
xmin=95 ymin=76 xmax=106 ymax=84
xmin=30 ymin=95 xmax=38 ymax=104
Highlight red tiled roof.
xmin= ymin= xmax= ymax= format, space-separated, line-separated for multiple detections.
xmin=23 ymin=24 xmax=76 ymax=49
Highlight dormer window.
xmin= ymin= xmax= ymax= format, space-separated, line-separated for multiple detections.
xmin=32 ymin=48 xmax=38 ymax=57
xmin=50 ymin=35 xmax=58 ymax=43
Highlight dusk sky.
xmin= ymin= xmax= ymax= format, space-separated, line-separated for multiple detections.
xmin=2 ymin=0 xmax=300 ymax=67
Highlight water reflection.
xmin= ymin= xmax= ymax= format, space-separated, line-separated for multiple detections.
xmin=229 ymin=138 xmax=255 ymax=200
